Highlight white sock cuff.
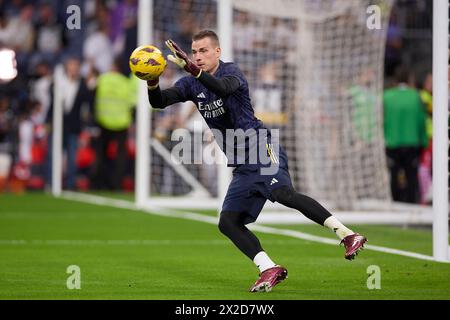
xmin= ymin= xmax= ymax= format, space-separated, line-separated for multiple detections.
xmin=253 ymin=251 xmax=276 ymax=273
xmin=324 ymin=216 xmax=354 ymax=240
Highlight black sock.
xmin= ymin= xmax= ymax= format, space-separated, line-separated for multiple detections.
xmin=271 ymin=185 xmax=332 ymax=225
xmin=218 ymin=211 xmax=263 ymax=260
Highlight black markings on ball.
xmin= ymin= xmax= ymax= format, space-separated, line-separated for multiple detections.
xmin=135 ymin=71 xmax=149 ymax=78
xmin=145 ymin=58 xmax=161 ymax=66
xmin=130 ymin=58 xmax=140 ymax=65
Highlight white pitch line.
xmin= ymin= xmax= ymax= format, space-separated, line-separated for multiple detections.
xmin=60 ymin=192 xmax=445 ymax=263
xmin=0 ymin=239 xmax=311 ymax=246
xmin=61 ymin=192 xmax=219 ymax=224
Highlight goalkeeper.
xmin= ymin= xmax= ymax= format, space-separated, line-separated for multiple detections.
xmin=146 ymin=30 xmax=367 ymax=293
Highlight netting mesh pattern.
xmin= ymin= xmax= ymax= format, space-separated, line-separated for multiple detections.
xmin=233 ymin=0 xmax=393 ymax=209
xmin=151 ymin=0 xmax=218 ymax=197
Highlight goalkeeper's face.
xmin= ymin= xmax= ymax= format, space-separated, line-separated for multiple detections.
xmin=191 ymin=37 xmax=221 ymax=74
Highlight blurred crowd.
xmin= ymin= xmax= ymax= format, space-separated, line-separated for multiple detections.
xmin=0 ymin=0 xmax=141 ymax=193
xmin=0 ymin=0 xmax=208 ymax=194
xmin=0 ymin=0 xmax=442 ymax=205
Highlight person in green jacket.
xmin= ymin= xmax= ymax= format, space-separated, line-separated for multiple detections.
xmin=383 ymin=65 xmax=428 ymax=203
xmin=93 ymin=58 xmax=137 ymax=190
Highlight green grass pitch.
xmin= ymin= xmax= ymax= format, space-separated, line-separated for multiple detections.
xmin=1 ymin=193 xmax=450 ymax=299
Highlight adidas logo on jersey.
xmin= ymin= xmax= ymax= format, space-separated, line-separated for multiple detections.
xmin=197 ymin=92 xmax=206 ymax=99
xmin=270 ymin=178 xmax=278 ymax=185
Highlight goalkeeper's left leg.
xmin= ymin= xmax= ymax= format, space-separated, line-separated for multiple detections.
xmin=271 ymin=185 xmax=331 ymax=224
xmin=271 ymin=185 xmax=367 ymax=260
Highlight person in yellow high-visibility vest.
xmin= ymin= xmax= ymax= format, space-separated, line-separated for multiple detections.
xmin=93 ymin=59 xmax=137 ymax=190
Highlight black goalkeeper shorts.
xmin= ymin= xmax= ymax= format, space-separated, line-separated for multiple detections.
xmin=221 ymin=145 xmax=293 ymax=224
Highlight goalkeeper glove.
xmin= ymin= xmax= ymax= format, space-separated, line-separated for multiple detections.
xmin=165 ymin=39 xmax=202 ymax=78
xmin=147 ymin=78 xmax=159 ymax=90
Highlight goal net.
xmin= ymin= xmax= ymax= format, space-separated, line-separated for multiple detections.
xmin=142 ymin=0 xmax=395 ymax=212
xmin=142 ymin=0 xmax=220 ymax=206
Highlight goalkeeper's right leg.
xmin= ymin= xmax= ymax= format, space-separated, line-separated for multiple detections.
xmin=218 ymin=211 xmax=288 ymax=292
xmin=218 ymin=211 xmax=264 ymax=261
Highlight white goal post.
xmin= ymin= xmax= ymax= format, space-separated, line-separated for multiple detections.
xmin=432 ymin=0 xmax=449 ymax=262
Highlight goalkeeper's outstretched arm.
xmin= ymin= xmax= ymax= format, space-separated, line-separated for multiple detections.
xmin=147 ymin=85 xmax=184 ymax=109
xmin=148 ymin=38 xmax=241 ymax=109
xmin=147 ymin=70 xmax=239 ymax=109
xmin=196 ymin=72 xmax=240 ymax=97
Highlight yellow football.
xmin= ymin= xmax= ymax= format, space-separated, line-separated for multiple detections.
xmin=129 ymin=45 xmax=166 ymax=80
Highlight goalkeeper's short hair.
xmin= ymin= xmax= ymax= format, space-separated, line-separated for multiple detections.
xmin=192 ymin=29 xmax=220 ymax=47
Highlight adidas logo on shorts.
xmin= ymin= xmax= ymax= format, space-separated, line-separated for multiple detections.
xmin=270 ymin=178 xmax=278 ymax=185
